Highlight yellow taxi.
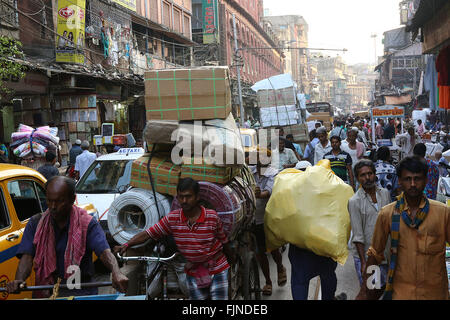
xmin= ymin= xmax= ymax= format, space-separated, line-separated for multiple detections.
xmin=0 ymin=164 xmax=97 ymax=300
xmin=239 ymin=128 xmax=258 ymax=154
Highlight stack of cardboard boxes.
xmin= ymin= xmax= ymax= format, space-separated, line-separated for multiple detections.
xmin=131 ymin=66 xmax=244 ymax=196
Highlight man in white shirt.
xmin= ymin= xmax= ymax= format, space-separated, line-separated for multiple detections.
xmin=74 ymin=140 xmax=97 ymax=180
xmin=395 ymin=126 xmax=421 ymax=159
xmin=272 ymin=138 xmax=298 ymax=171
xmin=314 ymin=126 xmax=332 ymax=165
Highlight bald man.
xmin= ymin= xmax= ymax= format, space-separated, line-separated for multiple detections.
xmin=7 ymin=176 xmax=128 ymax=298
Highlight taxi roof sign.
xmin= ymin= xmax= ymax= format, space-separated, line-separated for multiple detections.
xmin=117 ymin=147 xmax=145 ymax=155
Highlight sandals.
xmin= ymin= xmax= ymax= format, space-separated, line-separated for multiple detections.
xmin=262 ymin=284 xmax=272 ymax=296
xmin=277 ymin=266 xmax=287 ymax=287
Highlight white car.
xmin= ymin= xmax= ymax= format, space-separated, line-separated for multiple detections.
xmin=75 ymin=147 xmax=145 ymax=243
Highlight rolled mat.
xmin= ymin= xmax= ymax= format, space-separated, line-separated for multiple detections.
xmin=171 ymin=181 xmax=244 ymax=240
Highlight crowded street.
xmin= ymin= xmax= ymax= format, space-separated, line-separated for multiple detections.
xmin=0 ymin=0 xmax=449 ymax=308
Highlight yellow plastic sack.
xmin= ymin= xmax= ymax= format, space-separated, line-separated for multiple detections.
xmin=265 ymin=159 xmax=354 ymax=265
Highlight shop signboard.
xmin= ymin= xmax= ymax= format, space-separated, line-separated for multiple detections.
xmin=55 ymin=0 xmax=86 ymax=64
xmin=112 ymin=0 xmax=136 ymax=12
xmin=371 ymin=105 xmax=405 ymax=119
xmin=202 ymin=0 xmax=219 ymax=44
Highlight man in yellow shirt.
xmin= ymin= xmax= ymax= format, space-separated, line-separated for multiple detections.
xmin=357 ymin=156 xmax=450 ymax=300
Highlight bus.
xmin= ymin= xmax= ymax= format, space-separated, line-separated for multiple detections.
xmin=306 ymin=102 xmax=334 ymax=116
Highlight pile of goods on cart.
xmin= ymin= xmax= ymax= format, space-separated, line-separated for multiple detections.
xmin=10 ymin=124 xmax=60 ymax=170
xmin=107 ymin=66 xmax=257 ymax=299
xmin=250 ymin=73 xmax=309 ymax=151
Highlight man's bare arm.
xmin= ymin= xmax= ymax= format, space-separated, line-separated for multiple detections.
xmin=6 ymin=254 xmax=33 ymax=293
xmin=99 ymin=249 xmax=129 ymax=293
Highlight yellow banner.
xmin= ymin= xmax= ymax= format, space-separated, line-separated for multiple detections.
xmin=55 ymin=0 xmax=86 ymax=64
xmin=371 ymin=106 xmax=405 ymax=118
xmin=112 ymin=0 xmax=136 ymax=11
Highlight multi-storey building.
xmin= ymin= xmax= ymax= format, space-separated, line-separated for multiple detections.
xmin=191 ymin=0 xmax=284 ymax=118
xmin=261 ymin=15 xmax=310 ymax=94
xmin=0 ymin=0 xmax=194 ymax=163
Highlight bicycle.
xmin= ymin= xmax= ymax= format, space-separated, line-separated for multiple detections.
xmin=116 ymin=251 xmax=188 ymax=300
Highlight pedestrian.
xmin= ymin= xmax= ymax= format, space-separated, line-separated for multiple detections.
xmin=395 ymin=126 xmax=421 ymax=159
xmin=356 ymin=156 xmax=450 ymax=300
xmin=323 ymin=135 xmax=355 ymax=190
xmin=273 ymin=138 xmax=298 ymax=171
xmin=303 ymin=130 xmax=319 ymax=165
xmin=250 ymin=148 xmax=287 ymax=296
xmin=416 ymin=119 xmax=425 ymax=137
xmin=313 ymin=126 xmax=332 ymax=165
xmin=6 ymin=176 xmax=128 ymax=298
xmin=74 ymin=140 xmax=97 ymax=180
xmin=341 ymin=128 xmax=365 ymax=169
xmin=375 ymin=146 xmax=400 ymax=201
xmin=383 ymin=119 xmax=396 ymax=140
xmin=69 ymin=139 xmax=83 ymax=166
xmin=413 ymin=143 xmax=439 ymax=200
xmin=0 ymin=142 xmax=8 ymax=163
xmin=375 ymin=119 xmax=384 ymax=140
xmin=37 ymin=151 xmax=60 ymax=180
xmin=348 ymin=159 xmax=391 ymax=295
xmin=329 ymin=120 xmax=347 ymax=141
xmin=114 ymin=178 xmax=234 ymax=300
xmin=286 ymin=134 xmax=303 ymax=159
xmin=287 ymin=163 xmax=346 ymax=301
xmin=434 ymin=150 xmax=450 ymax=177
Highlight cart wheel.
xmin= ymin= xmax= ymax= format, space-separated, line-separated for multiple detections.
xmin=242 ymin=251 xmax=261 ymax=300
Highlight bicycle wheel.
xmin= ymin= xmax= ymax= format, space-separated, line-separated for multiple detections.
xmin=242 ymin=251 xmax=261 ymax=300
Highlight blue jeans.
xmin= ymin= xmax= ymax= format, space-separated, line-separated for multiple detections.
xmin=288 ymin=245 xmax=337 ymax=300
xmin=353 ymin=257 xmax=388 ymax=288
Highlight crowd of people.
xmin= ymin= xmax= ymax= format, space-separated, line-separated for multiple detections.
xmin=247 ymin=111 xmax=450 ymax=300
xmin=2 ymin=110 xmax=450 ymax=301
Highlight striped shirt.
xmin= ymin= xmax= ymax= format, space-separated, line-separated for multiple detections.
xmin=146 ymin=206 xmax=229 ymax=276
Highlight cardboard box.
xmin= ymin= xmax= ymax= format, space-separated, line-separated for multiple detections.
xmin=283 ymin=124 xmax=309 ymax=143
xmin=145 ymin=67 xmax=232 ymax=121
xmin=259 ymin=105 xmax=299 ymax=128
xmin=130 ymin=154 xmax=181 ymax=196
xmin=257 ymin=87 xmax=296 ymax=108
xmin=180 ymin=157 xmax=239 ymax=184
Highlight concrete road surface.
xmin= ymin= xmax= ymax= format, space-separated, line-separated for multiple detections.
xmin=96 ymin=246 xmax=361 ymax=300
xmin=260 ymin=246 xmax=360 ymax=300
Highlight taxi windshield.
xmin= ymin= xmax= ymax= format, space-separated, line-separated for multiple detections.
xmin=76 ymin=160 xmax=133 ymax=194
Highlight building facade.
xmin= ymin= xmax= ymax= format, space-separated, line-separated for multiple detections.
xmin=0 ymin=0 xmax=194 ymax=164
xmin=261 ymin=15 xmax=310 ymax=94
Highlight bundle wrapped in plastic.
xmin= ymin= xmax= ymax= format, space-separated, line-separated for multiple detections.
xmin=13 ymin=141 xmax=47 ymax=158
xmin=11 ymin=124 xmax=59 ymax=158
xmin=12 ymin=124 xmax=59 ymax=145
xmin=264 ymin=160 xmax=354 ymax=265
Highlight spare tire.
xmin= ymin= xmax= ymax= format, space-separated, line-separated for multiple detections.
xmin=108 ymin=188 xmax=171 ymax=246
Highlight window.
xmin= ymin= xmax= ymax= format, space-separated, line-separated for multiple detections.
xmin=7 ymin=180 xmax=46 ymax=222
xmin=0 ymin=188 xmax=11 ymax=230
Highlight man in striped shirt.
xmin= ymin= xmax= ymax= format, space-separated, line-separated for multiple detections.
xmin=115 ymin=178 xmax=233 ymax=300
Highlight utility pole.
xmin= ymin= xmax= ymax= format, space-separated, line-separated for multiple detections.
xmin=232 ymin=14 xmax=245 ymax=127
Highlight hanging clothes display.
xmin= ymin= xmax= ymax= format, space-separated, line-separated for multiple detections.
xmin=424 ymin=55 xmax=439 ymax=110
xmin=436 ymin=45 xmax=450 ymax=109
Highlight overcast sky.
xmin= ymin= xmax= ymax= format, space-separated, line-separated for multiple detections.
xmin=263 ymin=0 xmax=403 ymax=66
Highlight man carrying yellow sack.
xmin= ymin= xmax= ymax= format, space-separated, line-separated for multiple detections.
xmin=264 ymin=159 xmax=353 ymax=300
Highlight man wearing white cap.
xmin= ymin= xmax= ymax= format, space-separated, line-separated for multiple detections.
xmin=69 ymin=139 xmax=82 ymax=166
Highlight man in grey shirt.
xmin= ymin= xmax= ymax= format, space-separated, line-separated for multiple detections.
xmin=348 ymin=159 xmax=391 ymax=296
xmin=250 ymin=150 xmax=287 ymax=296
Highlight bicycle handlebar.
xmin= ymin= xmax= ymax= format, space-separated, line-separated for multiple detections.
xmin=116 ymin=252 xmax=179 ymax=263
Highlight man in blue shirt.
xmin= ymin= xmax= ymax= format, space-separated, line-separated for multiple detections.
xmin=286 ymin=134 xmax=303 ymax=158
xmin=69 ymin=139 xmax=83 ymax=166
xmin=6 ymin=176 xmax=128 ymax=298
xmin=303 ymin=130 xmax=319 ymax=165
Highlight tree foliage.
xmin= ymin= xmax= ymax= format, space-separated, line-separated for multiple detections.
xmin=0 ymin=35 xmax=27 ymax=100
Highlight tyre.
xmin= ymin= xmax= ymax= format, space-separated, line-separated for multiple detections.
xmin=242 ymin=251 xmax=261 ymax=300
